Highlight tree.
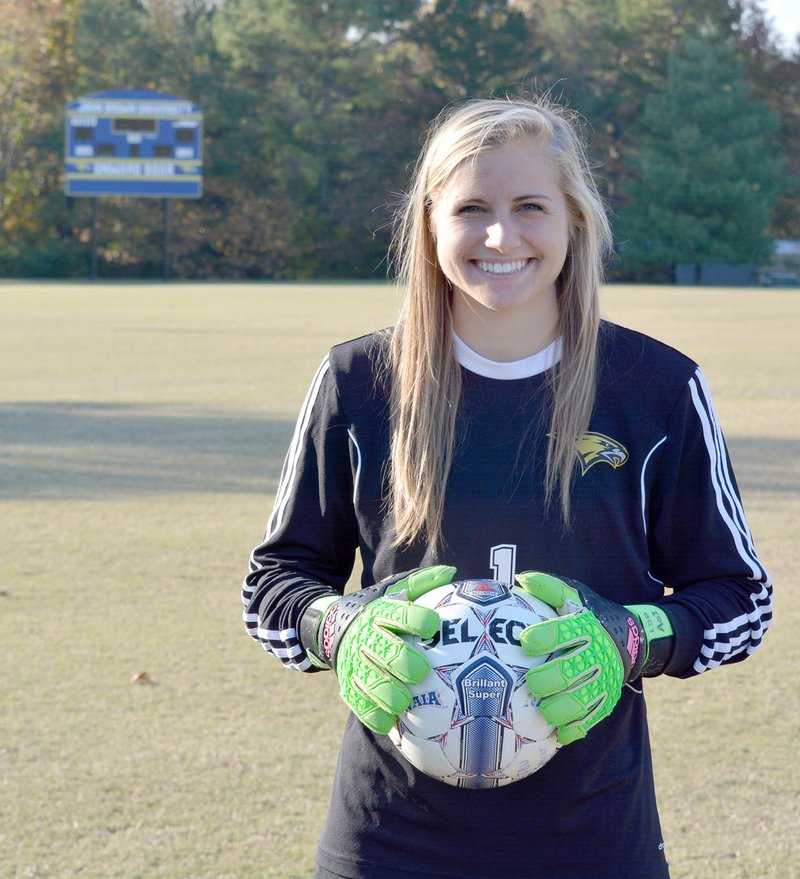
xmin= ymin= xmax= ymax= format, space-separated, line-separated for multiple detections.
xmin=0 ymin=0 xmax=85 ymax=276
xmin=739 ymin=0 xmax=800 ymax=240
xmin=616 ymin=35 xmax=784 ymax=280
xmin=514 ymin=0 xmax=750 ymax=205
xmin=210 ymin=0 xmax=437 ymax=277
xmin=1 ymin=0 xmax=794 ymax=280
xmin=406 ymin=0 xmax=541 ymax=98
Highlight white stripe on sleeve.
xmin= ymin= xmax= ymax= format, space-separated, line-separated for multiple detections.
xmin=266 ymin=355 xmax=331 ymax=539
xmin=687 ymin=369 xmax=773 ymax=673
xmin=241 ymin=356 xmax=332 ymax=665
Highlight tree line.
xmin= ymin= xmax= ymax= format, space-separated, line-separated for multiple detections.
xmin=1 ymin=0 xmax=797 ymax=281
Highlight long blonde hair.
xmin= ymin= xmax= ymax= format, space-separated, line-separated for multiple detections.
xmin=388 ymin=96 xmax=613 ymax=550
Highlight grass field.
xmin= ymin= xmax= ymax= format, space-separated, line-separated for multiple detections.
xmin=1 ymin=281 xmax=798 ymax=879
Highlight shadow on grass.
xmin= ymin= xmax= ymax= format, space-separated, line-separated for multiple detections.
xmin=0 ymin=401 xmax=294 ymax=498
xmin=0 ymin=403 xmax=794 ymax=501
xmin=726 ymin=436 xmax=800 ymax=497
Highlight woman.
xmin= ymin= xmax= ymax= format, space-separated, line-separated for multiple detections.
xmin=242 ymin=97 xmax=772 ymax=879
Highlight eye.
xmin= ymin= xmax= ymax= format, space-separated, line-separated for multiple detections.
xmin=457 ymin=204 xmax=484 ymax=215
xmin=519 ymin=202 xmax=545 ymax=213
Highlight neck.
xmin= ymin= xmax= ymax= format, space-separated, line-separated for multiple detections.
xmin=452 ymin=297 xmax=560 ymax=362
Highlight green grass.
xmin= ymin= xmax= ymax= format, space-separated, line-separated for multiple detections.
xmin=1 ymin=281 xmax=797 ymax=878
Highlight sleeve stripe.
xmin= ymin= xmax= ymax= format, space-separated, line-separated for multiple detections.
xmin=641 ymin=436 xmax=667 ymax=585
xmin=640 ymin=435 xmax=667 ymax=536
xmin=240 ymin=356 xmax=332 ymax=669
xmin=347 ymin=428 xmax=362 ymax=508
xmin=257 ymin=630 xmax=303 ymax=658
xmin=265 ymin=355 xmax=331 ymax=540
xmin=698 ymin=371 xmax=763 ymax=567
xmin=689 ymin=371 xmax=762 ymax=580
xmin=688 ymin=369 xmax=773 ymax=673
xmin=695 ymin=593 xmax=772 ymax=670
xmin=244 ymin=619 xmax=314 ymax=670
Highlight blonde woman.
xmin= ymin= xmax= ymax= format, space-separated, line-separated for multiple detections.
xmin=243 ymin=97 xmax=771 ymax=879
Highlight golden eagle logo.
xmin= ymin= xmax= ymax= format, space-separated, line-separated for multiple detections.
xmin=574 ymin=432 xmax=629 ymax=476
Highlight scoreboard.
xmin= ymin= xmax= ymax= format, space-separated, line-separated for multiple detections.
xmin=64 ymin=89 xmax=203 ymax=198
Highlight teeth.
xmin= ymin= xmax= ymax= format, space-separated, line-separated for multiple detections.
xmin=477 ymin=259 xmax=529 ymax=275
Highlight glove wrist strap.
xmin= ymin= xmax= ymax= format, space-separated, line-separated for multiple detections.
xmin=299 ymin=595 xmax=338 ymax=669
xmin=315 ymin=583 xmax=389 ymax=670
xmin=626 ymin=604 xmax=675 ymax=677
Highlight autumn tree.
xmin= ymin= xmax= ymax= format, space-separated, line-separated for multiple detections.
xmin=0 ymin=0 xmax=84 ymax=275
xmin=0 ymin=0 xmax=795 ymax=279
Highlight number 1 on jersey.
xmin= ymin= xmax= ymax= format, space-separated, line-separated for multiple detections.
xmin=490 ymin=544 xmax=517 ymax=585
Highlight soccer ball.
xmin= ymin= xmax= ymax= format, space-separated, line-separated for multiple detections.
xmin=389 ymin=578 xmax=559 ymax=789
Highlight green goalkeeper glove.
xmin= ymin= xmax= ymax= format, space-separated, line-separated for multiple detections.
xmin=517 ymin=572 xmax=674 ymax=746
xmin=299 ymin=565 xmax=456 ymax=735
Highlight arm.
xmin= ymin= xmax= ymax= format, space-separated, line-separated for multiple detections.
xmin=520 ymin=368 xmax=772 ymax=744
xmin=241 ymin=355 xmax=359 ymax=672
xmin=241 ymin=353 xmax=458 ymax=731
xmin=647 ymin=368 xmax=772 ymax=676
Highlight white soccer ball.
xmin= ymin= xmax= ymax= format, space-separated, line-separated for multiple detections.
xmin=389 ymin=578 xmax=559 ymax=789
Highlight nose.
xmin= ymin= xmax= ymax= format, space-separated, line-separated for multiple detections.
xmin=485 ymin=215 xmax=521 ymax=252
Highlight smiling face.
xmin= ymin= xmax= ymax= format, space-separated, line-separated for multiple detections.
xmin=430 ymin=138 xmax=571 ymax=360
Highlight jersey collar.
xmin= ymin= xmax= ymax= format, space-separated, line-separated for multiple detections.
xmin=453 ymin=333 xmax=563 ymax=380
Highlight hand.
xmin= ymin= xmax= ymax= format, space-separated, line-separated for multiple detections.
xmin=300 ymin=565 xmax=456 ymax=734
xmin=517 ymin=572 xmax=667 ymax=746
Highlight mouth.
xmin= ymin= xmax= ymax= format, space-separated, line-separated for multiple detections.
xmin=474 ymin=259 xmax=533 ymax=276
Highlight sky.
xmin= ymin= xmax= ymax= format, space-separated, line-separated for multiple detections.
xmin=761 ymin=0 xmax=800 ymax=51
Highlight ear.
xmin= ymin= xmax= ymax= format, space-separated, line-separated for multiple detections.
xmin=426 ymin=198 xmax=439 ymax=239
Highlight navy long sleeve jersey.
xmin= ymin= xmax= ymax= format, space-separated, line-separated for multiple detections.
xmin=243 ymin=322 xmax=771 ymax=879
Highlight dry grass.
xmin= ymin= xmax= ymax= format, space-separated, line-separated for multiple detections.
xmin=1 ymin=281 xmax=797 ymax=878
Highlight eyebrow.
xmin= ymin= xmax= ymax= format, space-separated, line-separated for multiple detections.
xmin=453 ymin=192 xmax=554 ymax=203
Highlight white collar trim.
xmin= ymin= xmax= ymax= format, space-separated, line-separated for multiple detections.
xmin=453 ymin=332 xmax=562 ymax=380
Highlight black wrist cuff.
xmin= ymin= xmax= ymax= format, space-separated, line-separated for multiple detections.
xmin=317 ymin=583 xmax=389 ymax=669
xmin=642 ymin=633 xmax=674 ymax=677
xmin=299 ymin=600 xmax=333 ymax=668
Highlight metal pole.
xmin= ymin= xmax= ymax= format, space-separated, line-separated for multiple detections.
xmin=162 ymin=198 xmax=170 ymax=281
xmin=90 ymin=198 xmax=98 ymax=281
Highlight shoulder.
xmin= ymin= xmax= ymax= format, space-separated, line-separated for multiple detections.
xmin=324 ymin=330 xmax=392 ymax=416
xmin=598 ymin=321 xmax=699 ymax=395
xmin=328 ymin=329 xmax=390 ymax=375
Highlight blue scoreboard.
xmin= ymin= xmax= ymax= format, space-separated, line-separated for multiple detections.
xmin=64 ymin=89 xmax=203 ymax=198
